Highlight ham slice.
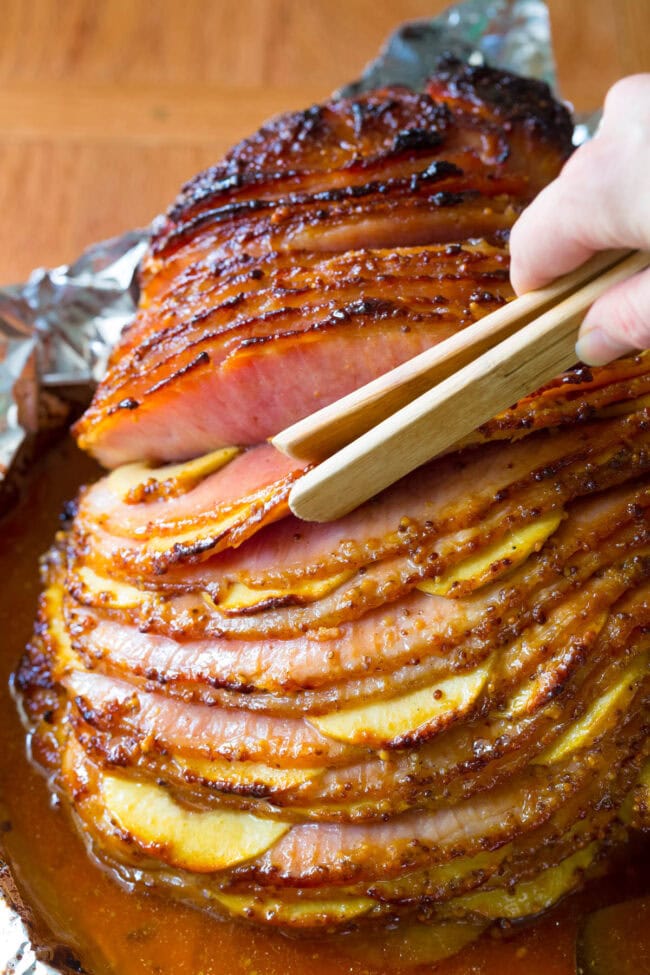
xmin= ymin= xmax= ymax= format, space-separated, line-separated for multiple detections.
xmin=237 ymin=715 xmax=650 ymax=885
xmin=71 ymin=408 xmax=650 ymax=588
xmin=70 ymin=500 xmax=650 ymax=710
xmin=65 ymin=670 xmax=353 ymax=768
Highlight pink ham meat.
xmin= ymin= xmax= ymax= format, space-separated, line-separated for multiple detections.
xmin=75 ymin=444 xmax=305 ymax=572
xmin=70 ymin=590 xmax=471 ymax=696
xmin=65 ymin=670 xmax=352 ymax=768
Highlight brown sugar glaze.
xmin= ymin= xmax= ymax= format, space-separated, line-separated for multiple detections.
xmin=1 ymin=439 xmax=648 ymax=975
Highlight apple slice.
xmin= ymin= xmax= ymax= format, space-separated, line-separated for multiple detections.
xmin=99 ymin=771 xmax=290 ymax=872
xmin=213 ymin=890 xmax=376 ymax=926
xmin=442 ymin=844 xmax=598 ymax=919
xmin=308 ymin=660 xmax=490 ymax=746
xmin=106 ymin=446 xmax=240 ymax=504
xmin=417 ymin=509 xmax=563 ymax=597
xmin=77 ymin=566 xmax=146 ymax=610
xmin=217 ymin=569 xmax=354 ymax=614
xmin=537 ymin=653 xmax=649 ymax=765
xmin=172 ymin=752 xmax=321 ymax=793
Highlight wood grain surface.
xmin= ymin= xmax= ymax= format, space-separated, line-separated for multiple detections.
xmin=0 ymin=0 xmax=648 ymax=284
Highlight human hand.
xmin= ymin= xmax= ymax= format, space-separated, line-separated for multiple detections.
xmin=509 ymin=74 xmax=650 ymax=366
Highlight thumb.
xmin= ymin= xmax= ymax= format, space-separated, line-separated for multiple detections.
xmin=575 ymin=266 xmax=650 ymax=365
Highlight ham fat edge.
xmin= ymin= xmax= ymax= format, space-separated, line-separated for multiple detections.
xmin=15 ymin=60 xmax=650 ymax=934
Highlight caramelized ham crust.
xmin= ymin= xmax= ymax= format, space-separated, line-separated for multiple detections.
xmin=73 ymin=60 xmax=573 ymax=467
xmin=15 ymin=63 xmax=650 ymax=937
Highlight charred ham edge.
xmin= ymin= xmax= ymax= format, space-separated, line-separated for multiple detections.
xmin=74 ymin=63 xmax=574 ymax=468
xmin=136 ymin=242 xmax=510 ymax=346
xmin=170 ymin=61 xmax=572 ymax=231
xmin=66 ymin=720 xmax=632 ymax=869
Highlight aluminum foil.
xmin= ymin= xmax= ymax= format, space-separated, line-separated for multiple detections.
xmin=0 ymin=230 xmax=148 ymax=509
xmin=339 ymin=0 xmax=556 ymax=96
xmin=0 ymin=1 xmax=598 ymax=970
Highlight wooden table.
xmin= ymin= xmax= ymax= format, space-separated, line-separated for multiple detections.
xmin=0 ymin=0 xmax=647 ymax=284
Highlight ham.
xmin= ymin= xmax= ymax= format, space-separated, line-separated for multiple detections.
xmin=71 ymin=408 xmax=650 ymax=587
xmin=74 ymin=60 xmax=574 ymax=467
xmin=16 ymin=62 xmax=650 ymax=935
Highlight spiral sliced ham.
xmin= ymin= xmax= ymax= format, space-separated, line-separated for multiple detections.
xmin=73 ymin=58 xmax=574 ymax=467
xmin=15 ymin=60 xmax=650 ymax=937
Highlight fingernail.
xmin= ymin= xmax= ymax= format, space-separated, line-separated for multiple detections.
xmin=575 ymin=327 xmax=630 ymax=366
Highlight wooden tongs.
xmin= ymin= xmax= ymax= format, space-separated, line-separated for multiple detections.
xmin=272 ymin=249 xmax=650 ymax=522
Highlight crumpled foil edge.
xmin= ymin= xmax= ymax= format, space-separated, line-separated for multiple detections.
xmin=0 ymin=230 xmax=148 ymax=513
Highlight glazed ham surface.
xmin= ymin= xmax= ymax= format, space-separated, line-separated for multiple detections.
xmin=73 ymin=58 xmax=573 ymax=467
xmin=16 ymin=61 xmax=650 ymax=937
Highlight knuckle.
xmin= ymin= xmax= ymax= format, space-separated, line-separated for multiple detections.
xmin=556 ymin=140 xmax=637 ymax=250
xmin=561 ymin=139 xmax=609 ymax=190
xmin=604 ymin=74 xmax=650 ymax=124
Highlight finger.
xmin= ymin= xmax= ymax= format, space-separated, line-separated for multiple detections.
xmin=575 ymin=266 xmax=650 ymax=365
xmin=510 ymin=74 xmax=650 ymax=297
xmin=600 ymin=74 xmax=650 ymax=133
xmin=509 ymin=173 xmax=598 ymax=295
xmin=507 ymin=135 xmax=618 ymax=295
